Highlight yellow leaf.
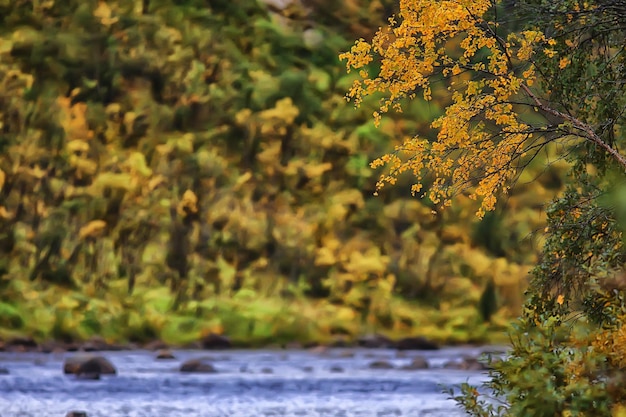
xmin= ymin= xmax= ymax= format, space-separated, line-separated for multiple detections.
xmin=556 ymin=294 xmax=565 ymax=305
xmin=302 ymin=162 xmax=332 ymax=178
xmin=177 ymin=189 xmax=198 ymax=216
xmin=0 ymin=168 xmax=5 ymax=190
xmin=331 ymin=189 xmax=365 ymax=208
xmin=333 ymin=306 xmax=356 ymax=323
xmin=105 ymin=103 xmax=122 ymax=116
xmin=612 ymin=404 xmax=626 ymax=417
xmin=90 ymin=173 xmax=134 ymax=193
xmin=315 ymin=247 xmax=336 ymax=266
xmin=344 ymin=248 xmax=389 ymax=276
xmin=156 ymin=144 xmax=173 ymax=155
xmin=259 ymin=97 xmax=299 ymax=125
xmin=326 ymin=203 xmax=348 ymax=223
xmin=148 ymin=175 xmax=166 ymax=191
xmin=0 ymin=38 xmax=12 ymax=54
xmin=234 ymin=109 xmax=253 ymax=126
xmin=66 ymin=140 xmax=90 ymax=153
xmin=69 ymin=155 xmax=98 ymax=177
xmin=126 ymin=152 xmax=152 ymax=177
xmin=79 ymin=220 xmax=107 ymax=239
xmin=256 ymin=142 xmax=282 ymax=167
xmin=167 ymin=133 xmax=194 ymax=154
xmin=0 ymin=206 xmax=11 ymax=219
xmin=123 ymin=111 xmax=137 ymax=133
xmin=27 ymin=165 xmax=47 ymax=179
xmin=57 ymin=295 xmax=80 ymax=310
xmin=234 ymin=172 xmax=253 ymax=190
xmin=93 ymin=2 xmax=119 ymax=26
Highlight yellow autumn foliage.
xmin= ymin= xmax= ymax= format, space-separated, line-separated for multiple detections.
xmin=177 ymin=190 xmax=198 ymax=216
xmin=93 ymin=1 xmax=119 ymax=27
xmin=344 ymin=247 xmax=389 ymax=276
xmin=79 ymin=220 xmax=107 ymax=240
xmin=340 ymin=0 xmax=555 ymax=217
xmin=90 ymin=173 xmax=135 ymax=193
xmin=0 ymin=0 xmax=557 ymax=348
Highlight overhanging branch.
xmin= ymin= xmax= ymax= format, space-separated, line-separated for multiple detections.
xmin=521 ymin=83 xmax=626 ymax=171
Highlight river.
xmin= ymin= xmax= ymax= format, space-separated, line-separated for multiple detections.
xmin=0 ymin=347 xmax=494 ymax=417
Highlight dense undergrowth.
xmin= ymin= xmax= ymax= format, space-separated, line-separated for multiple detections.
xmin=0 ymin=0 xmax=563 ymax=346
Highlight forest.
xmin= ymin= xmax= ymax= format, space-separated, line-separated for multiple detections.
xmin=0 ymin=0 xmax=556 ymax=348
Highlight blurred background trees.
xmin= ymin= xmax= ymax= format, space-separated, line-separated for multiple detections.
xmin=0 ymin=0 xmax=562 ymax=347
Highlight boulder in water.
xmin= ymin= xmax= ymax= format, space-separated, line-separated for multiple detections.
xmin=155 ymin=349 xmax=176 ymax=360
xmin=400 ymin=356 xmax=429 ymax=370
xmin=66 ymin=412 xmax=88 ymax=417
xmin=63 ymin=355 xmax=117 ymax=376
xmin=368 ymin=360 xmax=394 ymax=369
xmin=180 ymin=358 xmax=217 ymax=373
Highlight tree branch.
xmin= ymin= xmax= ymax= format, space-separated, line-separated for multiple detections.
xmin=520 ymin=83 xmax=626 ymax=171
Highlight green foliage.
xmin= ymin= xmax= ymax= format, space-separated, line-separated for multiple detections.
xmin=450 ymin=317 xmax=614 ymax=417
xmin=0 ymin=302 xmax=23 ymax=328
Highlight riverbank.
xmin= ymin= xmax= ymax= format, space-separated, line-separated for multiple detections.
xmin=0 ymin=329 xmax=509 ymax=355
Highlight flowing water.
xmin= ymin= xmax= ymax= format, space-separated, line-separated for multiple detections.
xmin=0 ymin=347 xmax=493 ymax=417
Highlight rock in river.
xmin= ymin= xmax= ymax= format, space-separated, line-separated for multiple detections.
xmin=155 ymin=349 xmax=176 ymax=360
xmin=180 ymin=358 xmax=218 ymax=373
xmin=64 ymin=355 xmax=117 ymax=376
xmin=66 ymin=412 xmax=88 ymax=417
xmin=400 ymin=356 xmax=429 ymax=370
xmin=368 ymin=360 xmax=394 ymax=370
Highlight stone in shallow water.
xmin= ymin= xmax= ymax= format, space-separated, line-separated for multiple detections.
xmin=66 ymin=411 xmax=88 ymax=417
xmin=179 ymin=358 xmax=217 ymax=373
xmin=400 ymin=356 xmax=429 ymax=370
xmin=368 ymin=360 xmax=394 ymax=370
xmin=155 ymin=349 xmax=176 ymax=360
xmin=63 ymin=355 xmax=117 ymax=376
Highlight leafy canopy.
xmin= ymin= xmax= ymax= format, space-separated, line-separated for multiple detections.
xmin=340 ymin=0 xmax=626 ymax=217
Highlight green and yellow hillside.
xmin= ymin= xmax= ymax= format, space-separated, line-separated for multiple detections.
xmin=0 ymin=0 xmax=565 ymax=346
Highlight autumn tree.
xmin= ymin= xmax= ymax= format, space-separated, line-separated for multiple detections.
xmin=341 ymin=0 xmax=626 ymax=415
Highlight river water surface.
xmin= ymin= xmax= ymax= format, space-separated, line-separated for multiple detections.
xmin=0 ymin=347 xmax=492 ymax=417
